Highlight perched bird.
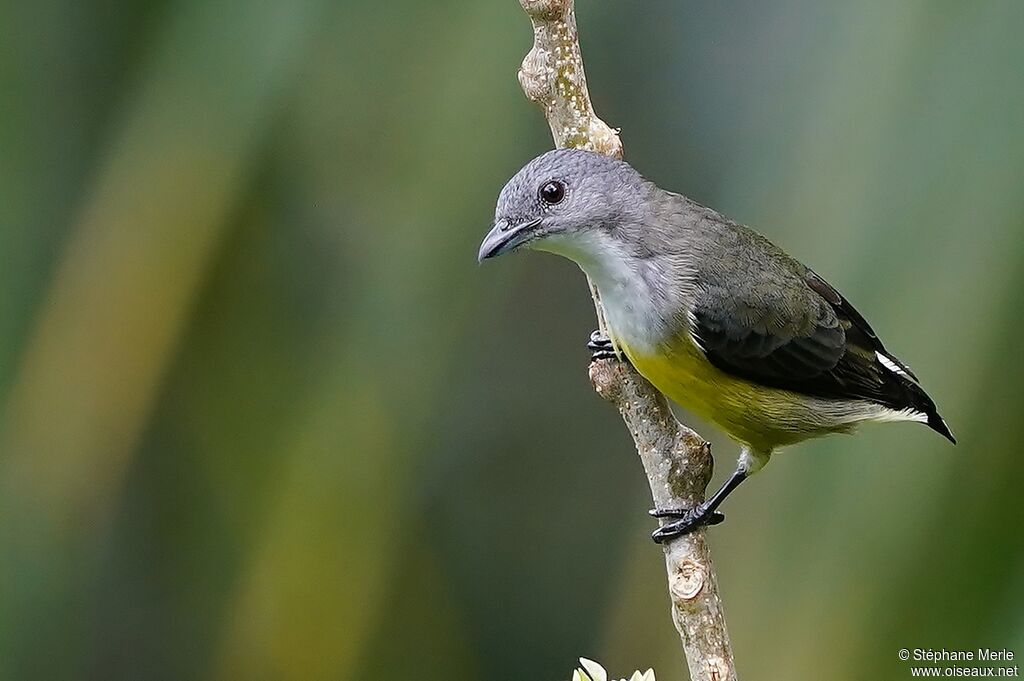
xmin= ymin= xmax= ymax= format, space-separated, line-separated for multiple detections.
xmin=478 ymin=148 xmax=954 ymax=542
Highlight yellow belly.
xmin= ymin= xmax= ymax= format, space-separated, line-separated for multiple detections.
xmin=616 ymin=333 xmax=847 ymax=453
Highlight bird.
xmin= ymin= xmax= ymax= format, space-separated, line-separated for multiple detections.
xmin=478 ymin=148 xmax=955 ymax=542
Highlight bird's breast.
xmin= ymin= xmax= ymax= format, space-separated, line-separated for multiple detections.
xmin=617 ymin=333 xmax=866 ymax=451
xmin=579 ymin=255 xmax=681 ymax=357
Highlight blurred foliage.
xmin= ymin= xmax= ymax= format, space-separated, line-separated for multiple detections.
xmin=1 ymin=1 xmax=1022 ymax=680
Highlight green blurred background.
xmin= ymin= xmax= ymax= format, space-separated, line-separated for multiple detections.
xmin=2 ymin=1 xmax=1022 ymax=679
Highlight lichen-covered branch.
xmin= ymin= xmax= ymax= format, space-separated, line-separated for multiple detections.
xmin=589 ymin=362 xmax=737 ymax=681
xmin=516 ymin=2 xmax=738 ymax=679
xmin=517 ymin=2 xmax=622 ymax=158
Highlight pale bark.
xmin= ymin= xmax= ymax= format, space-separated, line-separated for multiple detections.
xmin=516 ymin=2 xmax=738 ymax=679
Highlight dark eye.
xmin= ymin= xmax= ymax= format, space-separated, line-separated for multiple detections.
xmin=539 ymin=180 xmax=565 ymax=205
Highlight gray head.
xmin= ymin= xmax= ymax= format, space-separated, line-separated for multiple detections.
xmin=477 ymin=149 xmax=656 ymax=264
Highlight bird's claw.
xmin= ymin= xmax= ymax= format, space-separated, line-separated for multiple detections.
xmin=587 ymin=330 xmax=619 ymax=362
xmin=649 ymin=506 xmax=726 ymax=543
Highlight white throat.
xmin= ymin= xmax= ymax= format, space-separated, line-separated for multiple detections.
xmin=534 ymin=231 xmax=669 ymax=353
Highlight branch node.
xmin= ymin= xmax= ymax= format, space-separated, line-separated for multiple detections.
xmin=671 ymin=558 xmax=707 ymax=602
xmin=587 ymin=359 xmax=621 ymax=403
xmin=519 ymin=47 xmax=550 ymax=102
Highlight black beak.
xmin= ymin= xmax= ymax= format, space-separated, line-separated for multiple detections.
xmin=477 ymin=217 xmax=543 ymax=262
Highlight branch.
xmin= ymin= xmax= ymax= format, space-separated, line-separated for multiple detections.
xmin=589 ymin=363 xmax=737 ymax=681
xmin=516 ymin=2 xmax=738 ymax=679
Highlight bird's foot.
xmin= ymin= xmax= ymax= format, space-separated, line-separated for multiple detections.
xmin=588 ymin=330 xmax=619 ymax=362
xmin=648 ymin=505 xmax=726 ymax=543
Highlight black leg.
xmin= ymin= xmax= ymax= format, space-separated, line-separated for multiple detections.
xmin=588 ymin=329 xmax=628 ymax=363
xmin=649 ymin=466 xmax=749 ymax=543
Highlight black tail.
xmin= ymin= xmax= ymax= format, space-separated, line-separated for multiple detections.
xmin=925 ymin=408 xmax=956 ymax=444
xmin=903 ymin=378 xmax=956 ymax=444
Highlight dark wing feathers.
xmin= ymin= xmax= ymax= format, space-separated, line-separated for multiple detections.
xmin=693 ymin=269 xmax=954 ymax=443
xmin=695 ymin=300 xmax=843 ymax=380
xmin=805 ymin=271 xmax=921 ymax=381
